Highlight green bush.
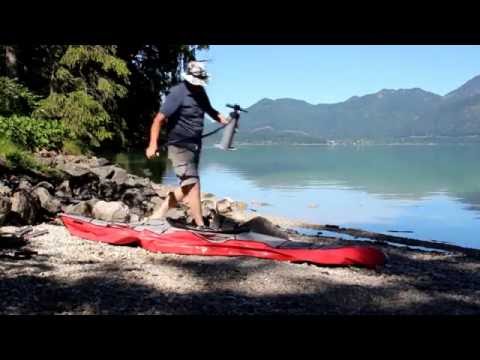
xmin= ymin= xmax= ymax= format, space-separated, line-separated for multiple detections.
xmin=33 ymin=46 xmax=131 ymax=148
xmin=0 ymin=135 xmax=21 ymax=156
xmin=5 ymin=149 xmax=38 ymax=170
xmin=34 ymin=91 xmax=114 ymax=147
xmin=0 ymin=135 xmax=34 ymax=168
xmin=0 ymin=135 xmax=63 ymax=178
xmin=0 ymin=77 xmax=40 ymax=116
xmin=0 ymin=115 xmax=68 ymax=151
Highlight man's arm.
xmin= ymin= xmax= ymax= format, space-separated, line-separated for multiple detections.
xmin=146 ymin=86 xmax=183 ymax=158
xmin=146 ymin=112 xmax=167 ymax=159
xmin=202 ymin=91 xmax=230 ymax=125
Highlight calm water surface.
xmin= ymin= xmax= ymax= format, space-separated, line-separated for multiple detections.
xmin=107 ymin=144 xmax=480 ymax=249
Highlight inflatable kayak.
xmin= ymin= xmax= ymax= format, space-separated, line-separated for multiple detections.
xmin=60 ymin=214 xmax=386 ymax=268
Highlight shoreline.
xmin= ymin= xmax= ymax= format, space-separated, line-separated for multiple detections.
xmin=206 ymin=142 xmax=479 ymax=147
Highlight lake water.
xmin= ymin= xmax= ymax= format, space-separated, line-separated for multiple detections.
xmin=108 ymin=144 xmax=480 ymax=249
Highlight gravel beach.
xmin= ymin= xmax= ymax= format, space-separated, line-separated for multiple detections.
xmin=2 ymin=220 xmax=480 ymax=315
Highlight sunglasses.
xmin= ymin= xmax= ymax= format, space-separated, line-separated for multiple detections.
xmin=189 ymin=70 xmax=209 ymax=80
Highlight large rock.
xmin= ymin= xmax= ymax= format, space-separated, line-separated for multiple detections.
xmin=0 ymin=183 xmax=12 ymax=197
xmin=0 ymin=196 xmax=11 ymax=225
xmin=68 ymin=155 xmax=88 ymax=164
xmin=10 ymin=190 xmax=41 ymax=225
xmin=53 ymin=154 xmax=66 ymax=167
xmin=98 ymin=180 xmax=118 ymax=200
xmin=18 ymin=179 xmax=32 ymax=191
xmin=55 ymin=180 xmax=72 ymax=198
xmin=121 ymin=188 xmax=145 ymax=208
xmin=90 ymin=165 xmax=115 ymax=179
xmin=129 ymin=214 xmax=141 ymax=223
xmin=146 ymin=196 xmax=163 ymax=215
xmin=85 ymin=157 xmax=110 ymax=168
xmin=129 ymin=206 xmax=146 ymax=218
xmin=74 ymin=186 xmax=97 ymax=201
xmin=33 ymin=187 xmax=62 ymax=214
xmin=90 ymin=165 xmax=128 ymax=186
xmin=71 ymin=174 xmax=99 ymax=198
xmin=58 ymin=163 xmax=91 ymax=178
xmin=125 ymin=174 xmax=150 ymax=188
xmin=33 ymin=181 xmax=55 ymax=193
xmin=140 ymin=186 xmax=159 ymax=198
xmin=63 ymin=199 xmax=99 ymax=217
xmin=59 ymin=164 xmax=99 ymax=195
xmin=165 ymin=207 xmax=187 ymax=220
xmin=95 ymin=157 xmax=111 ymax=167
xmin=110 ymin=167 xmax=128 ymax=185
xmin=216 ymin=198 xmax=233 ymax=214
xmin=92 ymin=201 xmax=130 ymax=222
xmin=201 ymin=199 xmax=216 ymax=216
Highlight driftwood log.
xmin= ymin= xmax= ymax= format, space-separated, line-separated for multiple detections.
xmin=300 ymin=223 xmax=480 ymax=259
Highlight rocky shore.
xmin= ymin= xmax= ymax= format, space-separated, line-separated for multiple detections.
xmin=1 ymin=152 xmax=480 ymax=315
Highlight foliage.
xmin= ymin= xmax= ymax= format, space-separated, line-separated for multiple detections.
xmin=116 ymin=44 xmax=209 ymax=147
xmin=0 ymin=135 xmax=64 ymax=179
xmin=34 ymin=45 xmax=130 ymax=147
xmin=0 ymin=135 xmax=21 ymax=156
xmin=35 ymin=91 xmax=112 ymax=147
xmin=0 ymin=115 xmax=68 ymax=150
xmin=0 ymin=76 xmax=40 ymax=116
xmin=1 ymin=44 xmax=208 ymax=152
xmin=0 ymin=135 xmax=37 ymax=170
xmin=5 ymin=148 xmax=38 ymax=170
xmin=62 ymin=139 xmax=88 ymax=155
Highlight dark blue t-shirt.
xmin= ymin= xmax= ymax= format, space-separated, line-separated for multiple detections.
xmin=159 ymin=81 xmax=219 ymax=148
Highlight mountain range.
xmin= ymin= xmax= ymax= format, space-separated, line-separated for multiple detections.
xmin=205 ymin=74 xmax=480 ymax=144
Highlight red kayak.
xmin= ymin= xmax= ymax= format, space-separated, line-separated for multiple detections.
xmin=61 ymin=214 xmax=386 ymax=268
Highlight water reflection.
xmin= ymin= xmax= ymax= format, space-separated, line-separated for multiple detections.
xmin=104 ymin=151 xmax=168 ymax=180
xmin=201 ymin=145 xmax=480 ymax=204
xmin=106 ymin=145 xmax=480 ymax=248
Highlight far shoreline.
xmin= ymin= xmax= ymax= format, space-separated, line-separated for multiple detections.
xmin=203 ymin=142 xmax=480 ymax=148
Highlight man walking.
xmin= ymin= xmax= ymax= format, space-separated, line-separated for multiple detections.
xmin=145 ymin=61 xmax=229 ymax=227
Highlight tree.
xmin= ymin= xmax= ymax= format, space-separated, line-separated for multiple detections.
xmin=4 ymin=46 xmax=18 ymax=78
xmin=117 ymin=44 xmax=208 ymax=147
xmin=0 ymin=44 xmax=209 ymax=150
xmin=33 ymin=45 xmax=130 ymax=147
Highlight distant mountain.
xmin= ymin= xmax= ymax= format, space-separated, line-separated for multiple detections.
xmin=421 ymin=75 xmax=480 ymax=136
xmin=205 ymin=74 xmax=480 ymax=144
xmin=445 ymin=75 xmax=480 ymax=100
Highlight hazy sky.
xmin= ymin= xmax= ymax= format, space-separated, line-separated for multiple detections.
xmin=197 ymin=45 xmax=480 ymax=115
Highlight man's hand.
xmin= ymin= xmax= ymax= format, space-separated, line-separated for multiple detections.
xmin=146 ymin=145 xmax=158 ymax=159
xmin=218 ymin=113 xmax=230 ymax=125
xmin=146 ymin=112 xmax=166 ymax=159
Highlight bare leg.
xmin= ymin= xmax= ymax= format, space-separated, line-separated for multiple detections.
xmin=183 ymin=181 xmax=204 ymax=226
xmin=148 ymin=186 xmax=185 ymax=220
xmin=148 ymin=182 xmax=203 ymax=224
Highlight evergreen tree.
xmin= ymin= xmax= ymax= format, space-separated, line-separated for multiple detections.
xmin=34 ymin=45 xmax=130 ymax=147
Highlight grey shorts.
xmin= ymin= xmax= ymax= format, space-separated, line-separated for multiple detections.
xmin=167 ymin=145 xmax=201 ymax=187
